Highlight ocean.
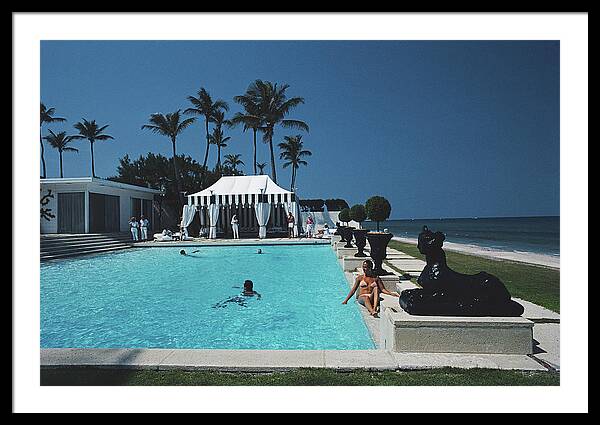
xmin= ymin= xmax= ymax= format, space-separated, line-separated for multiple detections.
xmin=362 ymin=216 xmax=559 ymax=257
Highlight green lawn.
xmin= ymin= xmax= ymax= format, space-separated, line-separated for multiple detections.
xmin=388 ymin=240 xmax=560 ymax=313
xmin=40 ymin=367 xmax=559 ymax=386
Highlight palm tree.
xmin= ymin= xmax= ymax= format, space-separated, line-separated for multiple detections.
xmin=256 ymin=162 xmax=267 ymax=175
xmin=209 ymin=127 xmax=231 ymax=177
xmin=72 ymin=119 xmax=114 ymax=178
xmin=184 ymin=88 xmax=229 ymax=185
xmin=40 ymin=103 xmax=66 ymax=178
xmin=141 ymin=110 xmax=195 ymax=207
xmin=43 ymin=130 xmax=79 ymax=178
xmin=231 ymin=96 xmax=263 ymax=175
xmin=242 ymin=80 xmax=309 ymax=184
xmin=224 ymin=154 xmax=244 ymax=172
xmin=278 ymin=134 xmax=312 ymax=191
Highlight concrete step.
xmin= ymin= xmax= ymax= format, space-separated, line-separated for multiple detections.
xmin=40 ymin=240 xmax=132 ymax=255
xmin=40 ymin=245 xmax=132 ymax=261
xmin=41 ymin=237 xmax=133 ymax=249
xmin=41 ymin=234 xmax=132 ymax=246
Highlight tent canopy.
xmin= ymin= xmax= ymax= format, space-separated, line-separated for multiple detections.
xmin=188 ymin=175 xmax=294 ymax=206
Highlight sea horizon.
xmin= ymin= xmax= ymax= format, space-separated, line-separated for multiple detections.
xmin=361 ymin=215 xmax=559 ymax=257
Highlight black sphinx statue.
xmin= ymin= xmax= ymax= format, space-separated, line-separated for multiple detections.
xmin=399 ymin=226 xmax=524 ymax=317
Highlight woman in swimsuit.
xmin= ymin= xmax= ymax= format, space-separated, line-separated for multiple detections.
xmin=342 ymin=260 xmax=400 ymax=317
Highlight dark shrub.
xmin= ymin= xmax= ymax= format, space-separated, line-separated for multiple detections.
xmin=338 ymin=208 xmax=351 ymax=225
xmin=365 ymin=196 xmax=391 ymax=231
xmin=349 ymin=204 xmax=367 ymax=227
xmin=325 ymin=198 xmax=349 ymax=211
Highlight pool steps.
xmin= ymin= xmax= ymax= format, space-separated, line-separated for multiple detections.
xmin=40 ymin=233 xmax=134 ymax=261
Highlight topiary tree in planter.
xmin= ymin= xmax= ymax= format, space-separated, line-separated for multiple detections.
xmin=365 ymin=196 xmax=393 ymax=275
xmin=337 ymin=207 xmax=354 ymax=247
xmin=349 ymin=204 xmax=367 ymax=229
xmin=365 ymin=196 xmax=391 ymax=232
xmin=350 ymin=204 xmax=368 ymax=257
xmin=338 ymin=208 xmax=351 ymax=225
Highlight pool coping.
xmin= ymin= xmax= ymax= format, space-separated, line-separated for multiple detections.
xmin=40 ymin=348 xmax=547 ymax=372
xmin=132 ymin=238 xmax=331 ymax=248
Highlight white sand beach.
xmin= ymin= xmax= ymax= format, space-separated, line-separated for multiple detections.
xmin=392 ymin=237 xmax=560 ymax=269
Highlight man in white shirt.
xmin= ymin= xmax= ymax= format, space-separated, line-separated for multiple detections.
xmin=139 ymin=215 xmax=149 ymax=241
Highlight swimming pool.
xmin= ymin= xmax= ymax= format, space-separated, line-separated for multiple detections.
xmin=40 ymin=245 xmax=375 ymax=350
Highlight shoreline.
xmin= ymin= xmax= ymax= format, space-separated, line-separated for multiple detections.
xmin=391 ymin=237 xmax=560 ymax=269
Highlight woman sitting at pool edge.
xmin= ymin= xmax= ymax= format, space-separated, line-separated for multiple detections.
xmin=342 ymin=259 xmax=399 ymax=317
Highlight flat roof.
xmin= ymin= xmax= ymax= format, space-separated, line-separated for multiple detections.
xmin=40 ymin=177 xmax=163 ymax=194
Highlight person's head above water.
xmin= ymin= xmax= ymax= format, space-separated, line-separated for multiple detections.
xmin=243 ymin=280 xmax=254 ymax=292
xmin=257 ymin=249 xmax=262 ymax=254
xmin=180 ymin=249 xmax=187 ymax=255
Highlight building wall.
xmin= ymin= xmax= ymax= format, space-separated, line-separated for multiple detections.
xmin=40 ymin=181 xmax=157 ymax=234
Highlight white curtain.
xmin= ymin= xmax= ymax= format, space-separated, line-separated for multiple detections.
xmin=209 ymin=203 xmax=220 ymax=239
xmin=180 ymin=205 xmax=196 ymax=239
xmin=254 ymin=201 xmax=271 ymax=239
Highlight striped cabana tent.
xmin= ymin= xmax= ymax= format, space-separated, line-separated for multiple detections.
xmin=186 ymin=175 xmax=298 ymax=239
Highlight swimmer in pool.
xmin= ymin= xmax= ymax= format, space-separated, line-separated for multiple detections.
xmin=212 ymin=280 xmax=261 ymax=308
xmin=180 ymin=249 xmax=201 ymax=256
xmin=342 ymin=259 xmax=399 ymax=317
xmin=242 ymin=280 xmax=261 ymax=299
xmin=257 ymin=249 xmax=262 ymax=254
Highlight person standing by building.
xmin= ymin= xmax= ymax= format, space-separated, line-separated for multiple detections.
xmin=129 ymin=216 xmax=139 ymax=241
xmin=231 ymin=214 xmax=240 ymax=239
xmin=139 ymin=215 xmax=149 ymax=241
xmin=287 ymin=211 xmax=295 ymax=238
xmin=306 ymin=214 xmax=314 ymax=238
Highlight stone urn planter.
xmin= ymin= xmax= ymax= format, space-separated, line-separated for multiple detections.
xmin=366 ymin=232 xmax=393 ymax=275
xmin=353 ymin=229 xmax=368 ymax=257
xmin=341 ymin=226 xmax=355 ymax=248
xmin=335 ymin=225 xmax=347 ymax=242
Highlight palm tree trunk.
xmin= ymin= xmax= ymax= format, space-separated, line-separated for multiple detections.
xmin=40 ymin=126 xmax=47 ymax=178
xmin=217 ymin=145 xmax=221 ymax=177
xmin=201 ymin=117 xmax=210 ymax=183
xmin=172 ymin=138 xmax=183 ymax=208
xmin=252 ymin=128 xmax=257 ymax=175
xmin=59 ymin=151 xmax=63 ymax=178
xmin=269 ymin=134 xmax=277 ymax=183
xmin=90 ymin=140 xmax=95 ymax=178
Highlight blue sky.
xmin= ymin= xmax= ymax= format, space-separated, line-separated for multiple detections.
xmin=40 ymin=40 xmax=559 ymax=219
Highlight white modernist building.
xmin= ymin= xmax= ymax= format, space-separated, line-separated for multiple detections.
xmin=186 ymin=175 xmax=299 ymax=239
xmin=40 ymin=177 xmax=162 ymax=234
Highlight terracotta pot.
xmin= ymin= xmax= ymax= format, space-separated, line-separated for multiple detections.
xmin=366 ymin=232 xmax=393 ymax=276
xmin=353 ymin=229 xmax=368 ymax=257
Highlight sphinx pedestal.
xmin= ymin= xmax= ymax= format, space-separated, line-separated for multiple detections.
xmin=380 ymin=306 xmax=533 ymax=354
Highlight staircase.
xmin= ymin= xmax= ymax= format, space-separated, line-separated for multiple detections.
xmin=40 ymin=233 xmax=134 ymax=261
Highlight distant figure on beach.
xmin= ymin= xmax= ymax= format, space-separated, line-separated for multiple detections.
xmin=128 ymin=216 xmax=139 ymax=241
xmin=287 ymin=212 xmax=295 ymax=238
xmin=231 ymin=214 xmax=240 ymax=239
xmin=212 ymin=279 xmax=261 ymax=308
xmin=342 ymin=259 xmax=399 ymax=317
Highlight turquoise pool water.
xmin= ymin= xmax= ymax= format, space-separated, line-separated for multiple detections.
xmin=41 ymin=245 xmax=374 ymax=349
